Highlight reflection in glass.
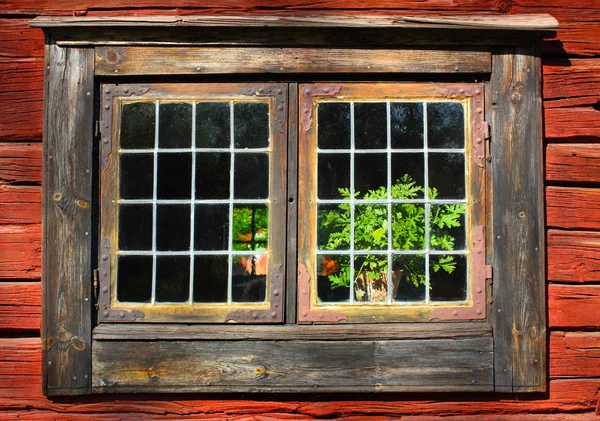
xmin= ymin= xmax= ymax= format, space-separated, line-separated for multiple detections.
xmin=428 ymin=153 xmax=465 ymax=199
xmin=391 ymin=102 xmax=423 ymax=149
xmin=353 ymin=255 xmax=389 ymax=302
xmin=354 ymin=102 xmax=387 ymax=149
xmin=354 ymin=204 xmax=388 ymax=251
xmin=193 ymin=255 xmax=228 ymax=302
xmin=120 ymin=102 xmax=155 ymax=149
xmin=318 ymin=103 xmax=350 ymax=149
xmin=427 ymin=102 xmax=465 ymax=149
xmin=234 ymin=153 xmax=269 ymax=199
xmin=354 ymin=153 xmax=387 ymax=197
xmin=430 ymin=254 xmax=467 ymax=301
xmin=195 ymin=152 xmax=230 ymax=199
xmin=391 ymin=154 xmax=424 ymax=199
xmin=391 ymin=203 xmax=426 ymax=251
xmin=117 ymin=255 xmax=153 ymax=303
xmin=119 ymin=204 xmax=152 ymax=251
xmin=119 ymin=154 xmax=154 ymax=199
xmin=159 ymin=102 xmax=192 ymax=148
xmin=155 ymin=255 xmax=190 ymax=302
xmin=196 ymin=102 xmax=230 ymax=148
xmin=318 ymin=153 xmax=350 ymax=200
xmin=234 ymin=102 xmax=269 ymax=149
xmin=317 ymin=204 xmax=350 ymax=250
xmin=430 ymin=204 xmax=466 ymax=251
xmin=392 ymin=254 xmax=426 ymax=302
xmin=232 ymin=254 xmax=267 ymax=302
xmin=156 ymin=205 xmax=190 ymax=251
xmin=232 ymin=204 xmax=268 ymax=251
xmin=317 ymin=254 xmax=350 ymax=303
xmin=157 ymin=153 xmax=192 ymax=199
xmin=194 ymin=204 xmax=229 ymax=251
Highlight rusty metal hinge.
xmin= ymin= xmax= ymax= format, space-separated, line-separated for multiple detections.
xmin=484 ymin=121 xmax=491 ymax=163
xmin=93 ymin=268 xmax=100 ymax=310
xmin=94 ymin=120 xmax=100 ymax=140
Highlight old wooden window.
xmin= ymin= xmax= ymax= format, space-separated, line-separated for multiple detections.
xmin=34 ymin=14 xmax=557 ymax=396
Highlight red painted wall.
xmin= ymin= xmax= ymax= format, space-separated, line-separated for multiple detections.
xmin=1 ymin=1 xmax=600 ymax=419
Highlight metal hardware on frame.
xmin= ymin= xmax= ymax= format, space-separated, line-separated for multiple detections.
xmin=429 ymin=225 xmax=491 ymax=321
xmin=97 ymin=237 xmax=145 ymax=322
xmin=99 ymin=84 xmax=151 ymax=171
xmin=226 ymin=264 xmax=284 ymax=323
xmin=240 ymin=85 xmax=287 ymax=134
xmin=301 ymin=85 xmax=342 ymax=132
xmin=297 ymin=263 xmax=347 ymax=323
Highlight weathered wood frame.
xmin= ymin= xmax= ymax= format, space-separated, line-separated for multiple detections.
xmin=35 ymin=15 xmax=553 ymax=396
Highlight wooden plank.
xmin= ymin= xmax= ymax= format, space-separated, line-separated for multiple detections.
xmin=546 ymin=144 xmax=600 ymax=183
xmin=489 ymin=43 xmax=546 ymax=392
xmin=0 ymin=18 xmax=44 ymax=59
xmin=543 ymin=59 xmax=600 ymax=108
xmin=0 ymin=338 xmax=41 ymax=401
xmin=0 ymin=282 xmax=40 ymax=331
xmin=0 ymin=184 xmax=41 ymax=225
xmin=545 ymin=108 xmax=600 ymax=139
xmin=549 ymin=284 xmax=600 ymax=328
xmin=0 ymin=142 xmax=42 ymax=184
xmin=92 ymin=338 xmax=494 ymax=393
xmin=94 ymin=46 xmax=492 ymax=76
xmin=42 ymin=45 xmax=94 ymax=396
xmin=548 ymin=230 xmax=600 ymax=282
xmin=0 ymin=224 xmax=41 ymax=279
xmin=546 ymin=187 xmax=600 ymax=230
xmin=550 ymin=332 xmax=600 ymax=379
xmin=286 ymin=83 xmax=298 ymax=324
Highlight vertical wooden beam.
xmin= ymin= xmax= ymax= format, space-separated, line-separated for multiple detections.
xmin=286 ymin=83 xmax=298 ymax=324
xmin=42 ymin=44 xmax=94 ymax=396
xmin=489 ymin=40 xmax=546 ymax=392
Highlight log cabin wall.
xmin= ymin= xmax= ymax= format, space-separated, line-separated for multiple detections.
xmin=0 ymin=1 xmax=599 ymax=419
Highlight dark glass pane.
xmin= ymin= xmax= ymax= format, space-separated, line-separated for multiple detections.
xmin=354 ymin=102 xmax=387 ymax=149
xmin=391 ymin=153 xmax=425 ymax=199
xmin=195 ymin=152 xmax=230 ymax=199
xmin=193 ymin=255 xmax=228 ymax=303
xmin=430 ymin=205 xmax=466 ymax=251
xmin=156 ymin=255 xmax=190 ymax=302
xmin=354 ymin=153 xmax=387 ymax=198
xmin=430 ymin=254 xmax=467 ymax=301
xmin=318 ymin=103 xmax=350 ymax=149
xmin=196 ymin=102 xmax=230 ymax=148
xmin=317 ymin=254 xmax=350 ymax=303
xmin=234 ymin=102 xmax=269 ymax=149
xmin=318 ymin=153 xmax=350 ymax=200
xmin=159 ymin=102 xmax=192 ymax=148
xmin=119 ymin=154 xmax=154 ymax=199
xmin=427 ymin=102 xmax=465 ymax=149
xmin=318 ymin=204 xmax=350 ymax=250
xmin=232 ymin=254 xmax=267 ymax=302
xmin=120 ymin=102 xmax=155 ymax=149
xmin=354 ymin=204 xmax=388 ymax=251
xmin=118 ymin=204 xmax=152 ymax=251
xmin=391 ymin=203 xmax=426 ymax=251
xmin=234 ymin=153 xmax=269 ymax=199
xmin=194 ymin=204 xmax=229 ymax=251
xmin=354 ymin=255 xmax=388 ymax=303
xmin=428 ymin=153 xmax=465 ymax=199
xmin=392 ymin=254 xmax=426 ymax=302
xmin=391 ymin=102 xmax=423 ymax=149
xmin=232 ymin=204 xmax=268 ymax=251
xmin=157 ymin=153 xmax=192 ymax=200
xmin=156 ymin=204 xmax=190 ymax=251
xmin=117 ymin=255 xmax=152 ymax=303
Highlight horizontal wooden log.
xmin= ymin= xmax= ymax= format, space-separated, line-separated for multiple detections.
xmin=546 ymin=144 xmax=600 ymax=183
xmin=0 ymin=18 xmax=44 ymax=59
xmin=0 ymin=184 xmax=41 ymax=225
xmin=549 ymin=284 xmax=600 ymax=328
xmin=548 ymin=230 xmax=600 ymax=282
xmin=545 ymin=108 xmax=600 ymax=139
xmin=550 ymin=332 xmax=600 ymax=379
xmin=0 ymin=282 xmax=40 ymax=331
xmin=0 ymin=142 xmax=42 ymax=184
xmin=546 ymin=187 xmax=600 ymax=230
xmin=543 ymin=59 xmax=600 ymax=108
xmin=0 ymin=224 xmax=41 ymax=279
xmin=0 ymin=338 xmax=41 ymax=400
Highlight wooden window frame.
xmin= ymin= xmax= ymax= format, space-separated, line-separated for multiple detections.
xmin=33 ymin=14 xmax=557 ymax=396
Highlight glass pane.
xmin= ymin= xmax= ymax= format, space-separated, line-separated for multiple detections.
xmin=119 ymin=154 xmax=154 ymax=199
xmin=354 ymin=102 xmax=387 ymax=149
xmin=317 ymin=203 xmax=350 ymax=251
xmin=193 ymin=255 xmax=228 ymax=303
xmin=159 ymin=102 xmax=192 ymax=148
xmin=317 ymin=254 xmax=350 ymax=303
xmin=117 ymin=255 xmax=153 ymax=303
xmin=392 ymin=254 xmax=426 ymax=302
xmin=391 ymin=154 xmax=425 ymax=199
xmin=428 ymin=153 xmax=465 ymax=199
xmin=156 ymin=204 xmax=190 ymax=251
xmin=391 ymin=102 xmax=423 ymax=149
xmin=318 ymin=103 xmax=350 ymax=149
xmin=427 ymin=102 xmax=465 ymax=149
xmin=354 ymin=153 xmax=387 ymax=198
xmin=155 ymin=255 xmax=190 ymax=302
xmin=120 ymin=102 xmax=155 ymax=149
xmin=430 ymin=254 xmax=467 ymax=301
xmin=234 ymin=102 xmax=269 ymax=149
xmin=194 ymin=204 xmax=229 ymax=251
xmin=354 ymin=204 xmax=388 ymax=251
xmin=318 ymin=153 xmax=350 ymax=200
xmin=196 ymin=102 xmax=230 ymax=148
xmin=232 ymin=254 xmax=267 ymax=302
xmin=157 ymin=153 xmax=192 ymax=200
xmin=430 ymin=204 xmax=467 ymax=251
xmin=354 ymin=254 xmax=388 ymax=303
xmin=233 ymin=153 xmax=269 ymax=199
xmin=118 ymin=204 xmax=152 ymax=251
xmin=391 ymin=203 xmax=426 ymax=251
xmin=232 ymin=204 xmax=269 ymax=251
xmin=195 ymin=152 xmax=230 ymax=200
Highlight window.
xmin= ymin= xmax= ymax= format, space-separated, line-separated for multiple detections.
xmin=34 ymin=14 xmax=556 ymax=395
